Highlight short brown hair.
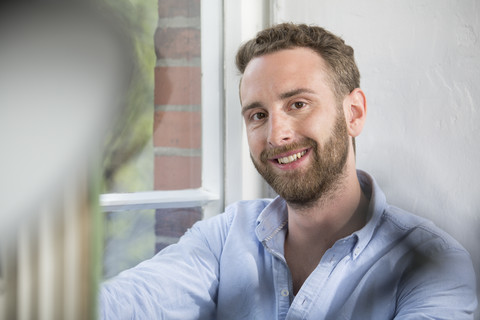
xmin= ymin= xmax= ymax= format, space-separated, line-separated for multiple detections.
xmin=236 ymin=23 xmax=360 ymax=100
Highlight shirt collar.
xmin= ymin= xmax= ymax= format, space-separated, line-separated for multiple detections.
xmin=255 ymin=196 xmax=288 ymax=240
xmin=350 ymin=170 xmax=387 ymax=259
xmin=255 ymin=197 xmax=288 ymax=255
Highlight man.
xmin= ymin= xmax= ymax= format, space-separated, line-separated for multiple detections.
xmin=100 ymin=23 xmax=477 ymax=319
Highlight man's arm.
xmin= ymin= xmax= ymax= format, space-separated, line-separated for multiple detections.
xmin=394 ymin=246 xmax=477 ymax=319
xmin=99 ymin=212 xmax=230 ymax=320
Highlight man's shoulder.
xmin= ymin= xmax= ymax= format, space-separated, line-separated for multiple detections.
xmin=377 ymin=206 xmax=477 ymax=317
xmin=360 ymin=169 xmax=467 ymax=255
xmin=380 ymin=204 xmax=468 ymax=255
xmin=187 ymin=198 xmax=276 ymax=243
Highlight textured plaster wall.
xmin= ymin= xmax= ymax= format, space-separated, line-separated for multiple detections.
xmin=274 ymin=0 xmax=480 ymax=311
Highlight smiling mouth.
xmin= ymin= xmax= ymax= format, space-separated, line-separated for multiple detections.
xmin=276 ymin=150 xmax=307 ymax=164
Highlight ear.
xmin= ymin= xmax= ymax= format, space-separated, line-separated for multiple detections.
xmin=343 ymin=88 xmax=367 ymax=137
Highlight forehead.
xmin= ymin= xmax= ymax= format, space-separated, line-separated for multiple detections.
xmin=240 ymin=47 xmax=332 ymax=102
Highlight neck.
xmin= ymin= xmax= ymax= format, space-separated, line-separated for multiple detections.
xmin=285 ymin=163 xmax=368 ymax=252
xmin=283 ymin=163 xmax=368 ymax=295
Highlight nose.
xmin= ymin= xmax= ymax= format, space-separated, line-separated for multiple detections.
xmin=267 ymin=112 xmax=293 ymax=147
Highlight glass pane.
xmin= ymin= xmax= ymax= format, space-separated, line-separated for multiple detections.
xmin=154 ymin=207 xmax=203 ymax=252
xmin=103 ymin=207 xmax=203 ymax=279
xmin=103 ymin=210 xmax=156 ymax=279
xmin=101 ymin=0 xmax=203 ymax=194
xmin=153 ymin=0 xmax=203 ymax=192
xmin=101 ymin=0 xmax=156 ymax=193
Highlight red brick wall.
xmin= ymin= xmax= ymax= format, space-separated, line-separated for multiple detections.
xmin=154 ymin=0 xmax=202 ymax=252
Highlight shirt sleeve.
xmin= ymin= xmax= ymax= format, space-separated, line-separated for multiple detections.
xmin=99 ymin=211 xmax=232 ymax=320
xmin=394 ymin=246 xmax=477 ymax=320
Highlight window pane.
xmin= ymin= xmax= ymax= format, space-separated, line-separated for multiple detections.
xmin=102 ymin=207 xmax=203 ymax=279
xmin=153 ymin=0 xmax=202 ymax=191
xmin=101 ymin=0 xmax=157 ymax=193
xmin=103 ymin=210 xmax=155 ymax=279
xmin=154 ymin=207 xmax=203 ymax=252
xmin=101 ymin=0 xmax=203 ymax=194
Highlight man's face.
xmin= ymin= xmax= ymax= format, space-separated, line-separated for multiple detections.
xmin=240 ymin=47 xmax=350 ymax=207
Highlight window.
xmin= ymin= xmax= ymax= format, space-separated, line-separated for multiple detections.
xmin=100 ymin=0 xmax=224 ymax=278
xmin=99 ymin=0 xmax=274 ymax=279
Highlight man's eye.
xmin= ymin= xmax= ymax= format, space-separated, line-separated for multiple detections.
xmin=252 ymin=112 xmax=267 ymax=121
xmin=291 ymin=102 xmax=306 ymax=110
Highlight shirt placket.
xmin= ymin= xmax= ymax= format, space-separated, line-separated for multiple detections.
xmin=270 ymin=248 xmax=292 ymax=320
xmin=260 ymin=218 xmax=292 ymax=320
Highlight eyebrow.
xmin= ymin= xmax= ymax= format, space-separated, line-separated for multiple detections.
xmin=241 ymin=101 xmax=262 ymax=116
xmin=279 ymin=88 xmax=316 ymax=99
xmin=241 ymin=88 xmax=316 ymax=116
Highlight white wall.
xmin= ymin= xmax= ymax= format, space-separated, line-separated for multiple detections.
xmin=273 ymin=0 xmax=480 ymax=314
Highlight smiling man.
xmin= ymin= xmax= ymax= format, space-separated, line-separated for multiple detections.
xmin=100 ymin=23 xmax=477 ymax=319
xmin=240 ymin=44 xmax=369 ymax=297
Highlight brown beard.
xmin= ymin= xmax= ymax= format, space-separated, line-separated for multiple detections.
xmin=251 ymin=109 xmax=350 ymax=208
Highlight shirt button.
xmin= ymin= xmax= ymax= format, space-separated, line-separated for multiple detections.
xmin=280 ymin=289 xmax=289 ymax=297
xmin=353 ymin=247 xmax=360 ymax=257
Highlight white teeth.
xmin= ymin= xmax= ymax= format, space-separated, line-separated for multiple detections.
xmin=277 ymin=150 xmax=307 ymax=164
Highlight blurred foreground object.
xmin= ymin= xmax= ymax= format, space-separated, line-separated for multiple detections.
xmin=0 ymin=0 xmax=132 ymax=318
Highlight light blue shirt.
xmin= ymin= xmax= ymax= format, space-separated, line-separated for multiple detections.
xmin=100 ymin=171 xmax=477 ymax=319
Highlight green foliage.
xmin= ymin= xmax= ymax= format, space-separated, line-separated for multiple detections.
xmin=101 ymin=0 xmax=157 ymax=193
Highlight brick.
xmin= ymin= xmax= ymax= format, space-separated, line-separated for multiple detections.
xmin=154 ymin=66 xmax=201 ymax=105
xmin=154 ymin=156 xmax=201 ymax=190
xmin=158 ymin=0 xmax=201 ymax=18
xmin=154 ymin=111 xmax=202 ymax=149
xmin=155 ymin=207 xmax=202 ymax=238
xmin=155 ymin=27 xmax=200 ymax=60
